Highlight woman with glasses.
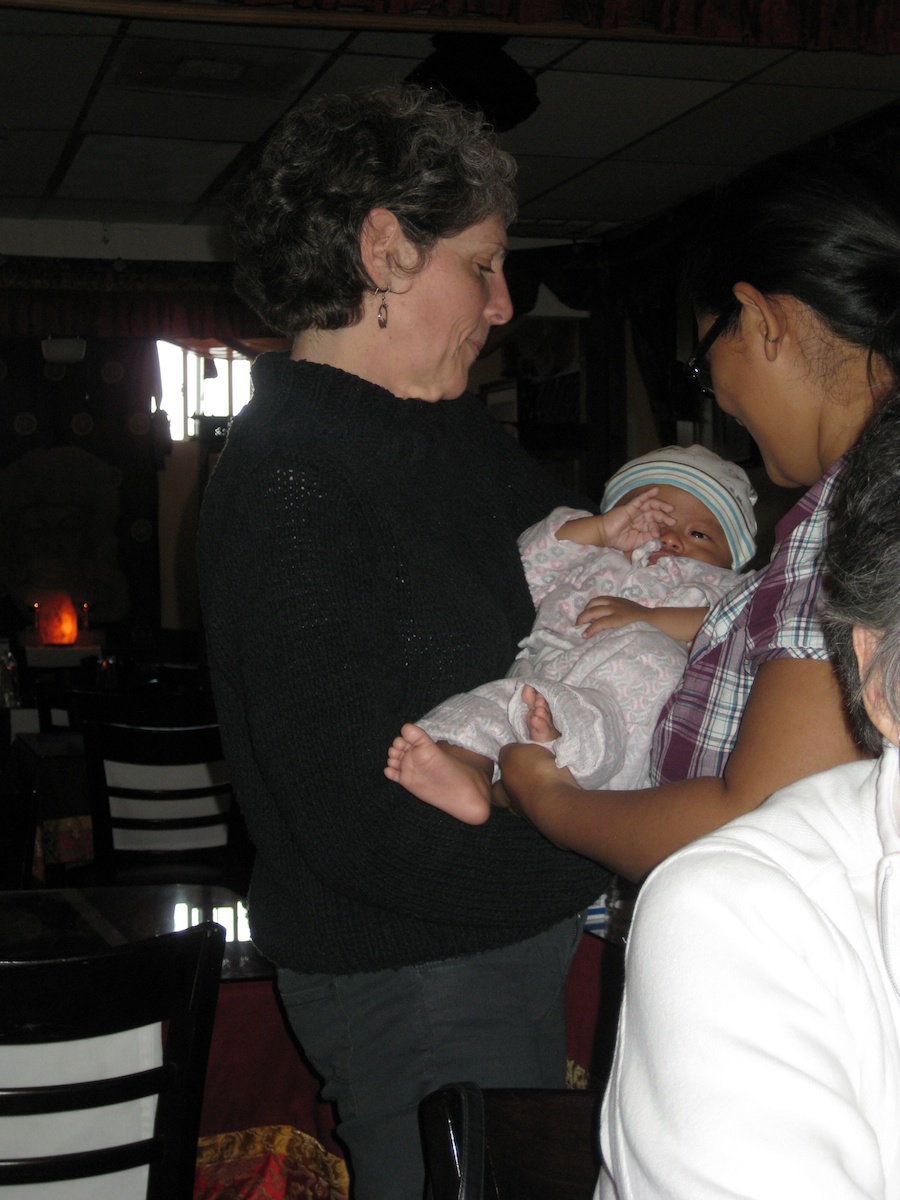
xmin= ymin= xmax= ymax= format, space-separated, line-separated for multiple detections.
xmin=497 ymin=155 xmax=900 ymax=884
xmin=599 ymin=387 xmax=900 ymax=1198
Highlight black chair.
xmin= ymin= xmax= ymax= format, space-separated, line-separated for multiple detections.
xmin=37 ymin=680 xmax=217 ymax=733
xmin=78 ymin=720 xmax=252 ymax=891
xmin=0 ymin=921 xmax=225 ymax=1198
xmin=420 ymin=1083 xmax=601 ymax=1200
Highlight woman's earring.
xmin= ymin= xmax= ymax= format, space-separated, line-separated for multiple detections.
xmin=373 ymin=285 xmax=390 ymax=330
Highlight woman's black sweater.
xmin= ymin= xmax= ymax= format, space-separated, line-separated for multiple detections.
xmin=198 ymin=355 xmax=609 ymax=974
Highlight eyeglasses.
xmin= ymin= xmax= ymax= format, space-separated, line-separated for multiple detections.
xmin=679 ymin=304 xmax=737 ymax=400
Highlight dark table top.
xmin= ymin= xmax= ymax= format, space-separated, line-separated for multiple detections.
xmin=0 ymin=883 xmax=273 ymax=982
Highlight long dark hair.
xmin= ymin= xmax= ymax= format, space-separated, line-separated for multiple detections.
xmin=684 ymin=156 xmax=900 ymax=382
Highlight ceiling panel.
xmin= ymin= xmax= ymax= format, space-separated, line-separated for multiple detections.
xmin=551 ymin=39 xmax=789 ymax=80
xmin=58 ymin=134 xmax=244 ymax=203
xmin=621 ymin=83 xmax=900 ymax=164
xmin=1 ymin=6 xmax=899 ymax=256
xmin=524 ymin=159 xmax=733 ymax=223
xmin=0 ymin=33 xmax=114 ymax=128
xmin=0 ymin=130 xmax=69 ymax=196
xmin=500 ymin=71 xmax=728 ymax=158
xmin=753 ymin=49 xmax=900 ymax=88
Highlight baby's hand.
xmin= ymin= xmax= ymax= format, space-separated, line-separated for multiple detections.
xmin=576 ymin=595 xmax=650 ymax=638
xmin=601 ymin=489 xmax=675 ymax=554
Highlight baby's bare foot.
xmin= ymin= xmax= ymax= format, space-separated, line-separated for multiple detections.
xmin=521 ymin=684 xmax=560 ymax=743
xmin=385 ymin=723 xmax=492 ymax=824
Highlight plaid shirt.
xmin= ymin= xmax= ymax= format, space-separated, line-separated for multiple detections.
xmin=651 ymin=460 xmax=842 ymax=785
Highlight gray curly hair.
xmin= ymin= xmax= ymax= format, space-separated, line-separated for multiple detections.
xmin=824 ymin=391 xmax=900 ymax=753
xmin=230 ymin=83 xmax=517 ymax=335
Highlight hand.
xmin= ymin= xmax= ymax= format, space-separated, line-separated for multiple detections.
xmin=600 ymin=489 xmax=675 ymax=554
xmin=575 ymin=595 xmax=649 ymax=638
xmin=498 ymin=741 xmax=580 ymax=831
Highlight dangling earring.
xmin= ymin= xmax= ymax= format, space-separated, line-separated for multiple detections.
xmin=373 ymin=285 xmax=390 ymax=330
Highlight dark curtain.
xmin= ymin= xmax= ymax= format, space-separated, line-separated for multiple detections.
xmin=0 ymin=259 xmax=272 ymax=342
xmin=232 ymin=0 xmax=900 ymax=53
xmin=0 ymin=337 xmax=166 ymax=643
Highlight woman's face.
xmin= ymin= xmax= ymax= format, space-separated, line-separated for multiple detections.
xmin=702 ymin=310 xmax=823 ymax=489
xmin=386 ymin=216 xmax=513 ymax=401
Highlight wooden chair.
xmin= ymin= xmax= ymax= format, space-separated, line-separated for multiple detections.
xmin=79 ymin=720 xmax=252 ymax=891
xmin=419 ymin=1083 xmax=601 ymax=1200
xmin=0 ymin=921 xmax=225 ymax=1199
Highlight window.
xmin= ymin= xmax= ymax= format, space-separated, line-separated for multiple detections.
xmin=156 ymin=341 xmax=253 ymax=441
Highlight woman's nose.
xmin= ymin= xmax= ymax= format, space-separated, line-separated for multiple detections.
xmin=486 ymin=272 xmax=514 ymax=326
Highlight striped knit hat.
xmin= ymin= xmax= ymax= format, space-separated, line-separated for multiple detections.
xmin=600 ymin=444 xmax=758 ymax=569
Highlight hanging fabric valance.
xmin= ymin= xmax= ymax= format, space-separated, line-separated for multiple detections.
xmin=0 ymin=258 xmax=274 ymax=341
xmin=219 ymin=0 xmax=900 ymax=53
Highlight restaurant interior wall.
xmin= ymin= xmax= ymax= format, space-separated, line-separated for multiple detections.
xmin=0 ymin=336 xmax=167 ymax=649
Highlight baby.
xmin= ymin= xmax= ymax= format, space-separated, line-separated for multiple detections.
xmin=385 ymin=444 xmax=757 ymax=825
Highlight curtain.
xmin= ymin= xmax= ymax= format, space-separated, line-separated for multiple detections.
xmin=0 ymin=259 xmax=272 ymax=342
xmin=229 ymin=0 xmax=900 ymax=53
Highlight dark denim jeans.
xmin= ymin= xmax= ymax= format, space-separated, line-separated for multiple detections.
xmin=277 ymin=913 xmax=583 ymax=1200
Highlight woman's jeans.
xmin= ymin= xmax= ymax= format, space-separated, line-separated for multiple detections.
xmin=277 ymin=913 xmax=583 ymax=1200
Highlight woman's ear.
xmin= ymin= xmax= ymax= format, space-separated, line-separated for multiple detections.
xmin=360 ymin=208 xmax=401 ymax=288
xmin=853 ymin=625 xmax=900 ymax=744
xmin=732 ymin=282 xmax=787 ymax=362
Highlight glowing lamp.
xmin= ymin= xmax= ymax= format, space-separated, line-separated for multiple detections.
xmin=37 ymin=593 xmax=79 ymax=645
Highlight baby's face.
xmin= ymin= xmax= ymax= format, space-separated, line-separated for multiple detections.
xmin=621 ymin=484 xmax=733 ymax=569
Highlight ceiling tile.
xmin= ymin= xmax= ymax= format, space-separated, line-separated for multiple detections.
xmin=84 ymin=37 xmax=332 ymax=140
xmin=0 ymin=130 xmax=69 ymax=196
xmin=618 ymin=83 xmax=899 ymax=164
xmin=36 ymin=196 xmax=199 ymax=223
xmin=0 ymin=33 xmax=114 ymax=129
xmin=302 ymin=53 xmax=427 ymax=98
xmin=0 ymin=9 xmax=118 ymax=35
xmin=348 ymin=31 xmax=437 ymax=60
xmin=104 ymin=36 xmax=324 ymax=102
xmin=504 ymin=37 xmax=584 ymax=69
xmin=2 ymin=8 xmax=898 ymax=252
xmin=514 ymin=154 xmax=598 ymax=204
xmin=554 ymin=40 xmax=788 ymax=80
xmin=519 ymin=159 xmax=731 ymax=222
xmin=85 ymin=86 xmax=296 ymax=143
xmin=500 ymin=70 xmax=728 ymax=158
xmin=753 ymin=50 xmax=900 ymax=89
xmin=58 ymin=134 xmax=244 ymax=203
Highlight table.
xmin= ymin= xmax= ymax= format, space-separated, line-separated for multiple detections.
xmin=0 ymin=884 xmax=342 ymax=1154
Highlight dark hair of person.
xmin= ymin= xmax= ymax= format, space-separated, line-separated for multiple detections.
xmin=230 ymin=84 xmax=517 ymax=335
xmin=824 ymin=390 xmax=900 ymax=753
xmin=683 ymin=156 xmax=900 ymax=385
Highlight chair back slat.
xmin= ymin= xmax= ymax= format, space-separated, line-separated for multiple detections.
xmin=0 ymin=922 xmax=225 ymax=1199
xmin=81 ymin=722 xmax=248 ymax=886
xmin=0 ymin=1138 xmax=163 ymax=1185
xmin=0 ymin=1063 xmax=175 ymax=1114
